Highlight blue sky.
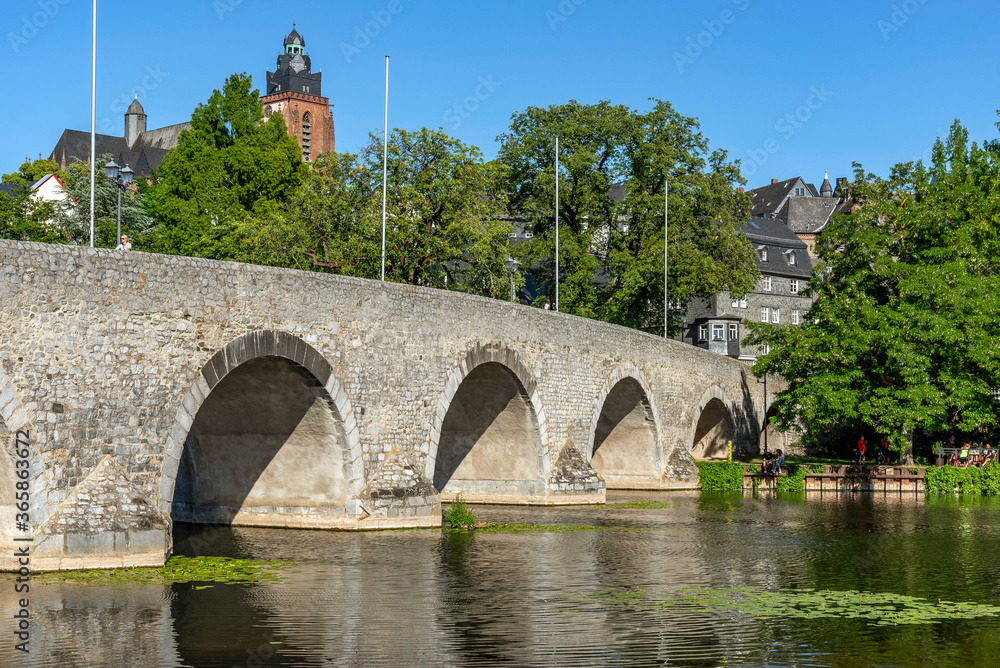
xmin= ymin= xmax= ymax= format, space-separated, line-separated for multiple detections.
xmin=3 ymin=0 xmax=999 ymax=189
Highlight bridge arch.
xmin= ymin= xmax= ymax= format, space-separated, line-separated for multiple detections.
xmin=689 ymin=385 xmax=737 ymax=461
xmin=586 ymin=364 xmax=664 ymax=487
xmin=159 ymin=330 xmax=363 ymax=526
xmin=425 ymin=342 xmax=551 ymax=501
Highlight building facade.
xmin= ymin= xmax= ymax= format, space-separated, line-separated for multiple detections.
xmin=259 ymin=26 xmax=336 ymax=162
xmin=678 ymin=217 xmax=813 ymax=362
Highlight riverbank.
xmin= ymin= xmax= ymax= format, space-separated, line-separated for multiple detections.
xmin=697 ymin=460 xmax=1000 ymax=495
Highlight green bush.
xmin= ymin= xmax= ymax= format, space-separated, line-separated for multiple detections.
xmin=775 ymin=465 xmax=807 ymax=493
xmin=696 ymin=462 xmax=745 ymax=491
xmin=445 ymin=494 xmax=477 ymax=528
xmin=925 ymin=462 xmax=1000 ymax=495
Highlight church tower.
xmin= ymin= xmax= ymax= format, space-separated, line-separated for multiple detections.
xmin=124 ymin=96 xmax=147 ymax=148
xmin=259 ymin=25 xmax=335 ymax=161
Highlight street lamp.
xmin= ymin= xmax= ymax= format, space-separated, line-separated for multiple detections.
xmin=504 ymin=257 xmax=519 ymax=302
xmin=757 ymin=374 xmax=768 ymax=455
xmin=104 ymin=158 xmax=134 ymax=244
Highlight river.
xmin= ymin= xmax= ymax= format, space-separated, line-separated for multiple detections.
xmin=4 ymin=490 xmax=1000 ymax=667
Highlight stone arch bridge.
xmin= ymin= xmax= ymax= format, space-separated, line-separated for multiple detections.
xmin=0 ymin=241 xmax=772 ymax=570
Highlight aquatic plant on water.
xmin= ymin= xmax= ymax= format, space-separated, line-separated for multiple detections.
xmin=25 ymin=556 xmax=294 ymax=589
xmin=561 ymin=586 xmax=1000 ymax=627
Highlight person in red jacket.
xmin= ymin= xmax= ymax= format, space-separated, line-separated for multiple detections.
xmin=857 ymin=435 xmax=867 ymax=464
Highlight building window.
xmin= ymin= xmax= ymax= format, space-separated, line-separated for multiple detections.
xmin=772 ymin=308 xmax=780 ymax=324
xmin=791 ymin=310 xmax=799 ymax=325
xmin=699 ymin=325 xmax=708 ymax=341
xmin=761 ymin=343 xmax=770 ymax=354
xmin=761 ymin=276 xmax=772 ymax=291
xmin=729 ymin=323 xmax=738 ymax=341
xmin=790 ymin=279 xmax=799 ymax=294
xmin=788 ymin=251 xmax=796 ymax=265
xmin=732 ymin=297 xmax=739 ymax=308
xmin=759 ymin=247 xmax=768 ymax=262
xmin=760 ymin=307 xmax=769 ymax=322
xmin=712 ymin=324 xmax=725 ymax=341
xmin=740 ymin=298 xmax=747 ymax=308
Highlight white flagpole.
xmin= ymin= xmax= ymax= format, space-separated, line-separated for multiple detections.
xmin=554 ymin=136 xmax=559 ymax=312
xmin=664 ymin=178 xmax=669 ymax=338
xmin=380 ymin=55 xmax=389 ymax=281
xmin=89 ymin=0 xmax=97 ymax=247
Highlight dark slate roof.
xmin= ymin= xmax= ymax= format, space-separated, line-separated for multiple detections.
xmin=781 ymin=197 xmax=837 ymax=234
xmin=136 ymin=122 xmax=190 ymax=151
xmin=0 ymin=182 xmax=23 ymax=199
xmin=750 ymin=177 xmax=799 ymax=217
xmin=49 ymin=122 xmax=190 ymax=174
xmin=835 ymin=197 xmax=858 ymax=216
xmin=285 ymin=25 xmax=304 ymax=46
xmin=742 ymin=217 xmax=812 ymax=278
xmin=806 ymin=183 xmax=819 ymax=197
xmin=49 ymin=129 xmax=130 ymax=167
xmin=127 ymin=98 xmax=145 ymax=115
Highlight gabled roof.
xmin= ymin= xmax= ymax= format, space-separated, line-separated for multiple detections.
xmin=750 ymin=177 xmax=801 ymax=217
xmin=0 ymin=182 xmax=23 ymax=199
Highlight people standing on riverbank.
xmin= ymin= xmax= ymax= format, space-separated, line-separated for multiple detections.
xmin=959 ymin=445 xmax=970 ymax=467
xmin=775 ymin=449 xmax=784 ymax=475
xmin=857 ymin=436 xmax=866 ymax=464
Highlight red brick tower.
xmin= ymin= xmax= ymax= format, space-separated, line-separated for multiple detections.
xmin=259 ymin=25 xmax=335 ymax=161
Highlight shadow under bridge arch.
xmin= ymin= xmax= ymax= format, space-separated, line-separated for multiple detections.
xmin=163 ymin=330 xmax=363 ymax=529
xmin=588 ymin=366 xmax=664 ymax=489
xmin=690 ymin=386 xmax=737 ymax=461
xmin=427 ymin=344 xmax=550 ymax=504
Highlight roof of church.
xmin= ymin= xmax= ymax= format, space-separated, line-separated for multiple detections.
xmin=48 ymin=121 xmax=190 ymax=175
xmin=0 ymin=182 xmax=22 ymax=199
xmin=285 ymin=25 xmax=304 ymax=46
xmin=127 ymin=97 xmax=145 ymax=115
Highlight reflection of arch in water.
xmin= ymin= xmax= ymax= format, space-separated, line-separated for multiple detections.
xmin=426 ymin=343 xmax=550 ymax=503
xmin=690 ymin=386 xmax=736 ymax=461
xmin=161 ymin=330 xmax=363 ymax=528
xmin=586 ymin=365 xmax=663 ymax=488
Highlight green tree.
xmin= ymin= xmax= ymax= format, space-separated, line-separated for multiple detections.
xmin=2 ymin=157 xmax=66 ymax=185
xmin=745 ymin=120 xmax=1000 ymax=460
xmin=497 ymin=99 xmax=757 ymax=329
xmin=0 ymin=183 xmax=62 ymax=243
xmin=205 ymin=128 xmax=515 ymax=297
xmin=49 ymin=154 xmax=153 ymax=247
xmin=151 ymin=73 xmax=307 ymax=255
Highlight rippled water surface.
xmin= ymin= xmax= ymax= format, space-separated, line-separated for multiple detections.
xmin=5 ymin=491 xmax=1000 ymax=667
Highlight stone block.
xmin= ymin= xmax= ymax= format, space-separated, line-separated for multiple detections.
xmin=66 ymin=531 xmax=115 ymax=556
xmin=127 ymin=530 xmax=166 ymax=554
